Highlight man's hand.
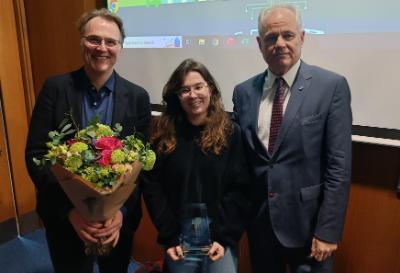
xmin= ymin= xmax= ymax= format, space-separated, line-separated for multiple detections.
xmin=208 ymin=241 xmax=225 ymax=261
xmin=166 ymin=245 xmax=184 ymax=261
xmin=68 ymin=208 xmax=102 ymax=243
xmin=310 ymin=237 xmax=338 ymax=262
xmin=95 ymin=210 xmax=123 ymax=247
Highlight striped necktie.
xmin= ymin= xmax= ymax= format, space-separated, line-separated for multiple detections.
xmin=268 ymin=77 xmax=285 ymax=154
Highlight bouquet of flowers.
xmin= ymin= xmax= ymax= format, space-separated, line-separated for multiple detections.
xmin=34 ymin=118 xmax=155 ymax=255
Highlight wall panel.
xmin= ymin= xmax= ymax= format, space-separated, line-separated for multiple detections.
xmin=0 ymin=0 xmax=35 ymax=220
xmin=24 ymin=0 xmax=103 ymax=97
xmin=24 ymin=0 xmax=84 ymax=97
xmin=0 ymin=91 xmax=15 ymax=223
xmin=334 ymin=143 xmax=400 ymax=273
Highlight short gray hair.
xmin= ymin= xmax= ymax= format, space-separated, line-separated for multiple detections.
xmin=258 ymin=4 xmax=303 ymax=36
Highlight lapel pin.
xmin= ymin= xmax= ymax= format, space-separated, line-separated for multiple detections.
xmin=298 ymin=86 xmax=304 ymax=91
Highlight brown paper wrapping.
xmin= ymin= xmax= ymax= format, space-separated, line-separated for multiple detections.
xmin=51 ymin=161 xmax=142 ymax=222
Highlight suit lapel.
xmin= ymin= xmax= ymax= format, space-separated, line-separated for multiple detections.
xmin=112 ymin=72 xmax=128 ymax=125
xmin=66 ymin=69 xmax=84 ymax=128
xmin=250 ymin=71 xmax=271 ymax=160
xmin=249 ymin=72 xmax=265 ymax=133
xmin=273 ymin=62 xmax=312 ymax=154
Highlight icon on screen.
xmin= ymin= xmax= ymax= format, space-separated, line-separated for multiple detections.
xmin=174 ymin=37 xmax=181 ymax=48
xmin=108 ymin=0 xmax=119 ymax=13
xmin=185 ymin=39 xmax=192 ymax=45
xmin=198 ymin=38 xmax=206 ymax=46
xmin=211 ymin=38 xmax=219 ymax=46
xmin=241 ymin=38 xmax=250 ymax=46
xmin=226 ymin=37 xmax=235 ymax=47
xmin=250 ymin=29 xmax=258 ymax=36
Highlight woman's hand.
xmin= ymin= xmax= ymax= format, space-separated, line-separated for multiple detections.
xmin=166 ymin=245 xmax=184 ymax=261
xmin=208 ymin=241 xmax=225 ymax=261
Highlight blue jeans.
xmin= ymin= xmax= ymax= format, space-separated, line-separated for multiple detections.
xmin=166 ymin=247 xmax=238 ymax=273
xmin=166 ymin=203 xmax=238 ymax=273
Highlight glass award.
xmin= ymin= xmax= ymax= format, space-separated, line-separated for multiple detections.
xmin=180 ymin=203 xmax=212 ymax=258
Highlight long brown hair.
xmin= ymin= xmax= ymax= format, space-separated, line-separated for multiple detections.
xmin=150 ymin=59 xmax=233 ymax=155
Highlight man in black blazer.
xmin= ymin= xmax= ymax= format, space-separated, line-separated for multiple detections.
xmin=25 ymin=9 xmax=151 ymax=273
xmin=232 ymin=4 xmax=352 ymax=273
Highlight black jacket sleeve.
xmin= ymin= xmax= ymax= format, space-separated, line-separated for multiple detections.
xmin=211 ymin=124 xmax=252 ymax=248
xmin=25 ymin=77 xmax=74 ymax=222
xmin=142 ymin=154 xmax=181 ymax=248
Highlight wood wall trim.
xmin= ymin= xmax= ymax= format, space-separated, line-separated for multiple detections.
xmin=84 ymin=0 xmax=104 ymax=10
xmin=0 ymin=81 xmax=17 ymax=223
xmin=0 ymin=0 xmax=36 ymax=217
xmin=12 ymin=0 xmax=35 ymax=118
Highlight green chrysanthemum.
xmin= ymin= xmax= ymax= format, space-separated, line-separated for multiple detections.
xmin=111 ymin=149 xmax=126 ymax=164
xmin=81 ymin=166 xmax=98 ymax=183
xmin=64 ymin=155 xmax=82 ymax=172
xmin=96 ymin=124 xmax=113 ymax=137
xmin=99 ymin=166 xmax=112 ymax=177
xmin=112 ymin=163 xmax=127 ymax=175
xmin=126 ymin=150 xmax=138 ymax=163
xmin=76 ymin=129 xmax=87 ymax=139
xmin=141 ymin=149 xmax=156 ymax=171
xmin=45 ymin=144 xmax=68 ymax=159
xmin=69 ymin=142 xmax=88 ymax=153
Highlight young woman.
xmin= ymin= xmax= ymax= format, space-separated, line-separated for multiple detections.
xmin=142 ymin=59 xmax=250 ymax=273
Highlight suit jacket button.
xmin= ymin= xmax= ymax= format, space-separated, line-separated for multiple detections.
xmin=268 ymin=192 xmax=276 ymax=198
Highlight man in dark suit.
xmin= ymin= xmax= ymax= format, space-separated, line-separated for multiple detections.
xmin=232 ymin=4 xmax=352 ymax=273
xmin=25 ymin=9 xmax=151 ymax=273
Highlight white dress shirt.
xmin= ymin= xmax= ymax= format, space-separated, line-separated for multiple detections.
xmin=257 ymin=60 xmax=301 ymax=150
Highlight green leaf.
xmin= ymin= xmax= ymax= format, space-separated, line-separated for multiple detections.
xmin=114 ymin=123 xmax=122 ymax=133
xmin=33 ymin=157 xmax=41 ymax=166
xmin=89 ymin=116 xmax=101 ymax=126
xmin=60 ymin=123 xmax=72 ymax=133
xmin=82 ymin=150 xmax=95 ymax=163
xmin=52 ymin=138 xmax=60 ymax=146
xmin=87 ymin=130 xmax=96 ymax=138
xmin=48 ymin=131 xmax=58 ymax=139
xmin=58 ymin=117 xmax=70 ymax=130
xmin=63 ymin=129 xmax=75 ymax=136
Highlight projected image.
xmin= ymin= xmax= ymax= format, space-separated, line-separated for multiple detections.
xmin=109 ymin=0 xmax=314 ymax=48
xmin=108 ymin=0 xmax=400 ymax=48
xmin=109 ymin=0 xmax=400 ymax=133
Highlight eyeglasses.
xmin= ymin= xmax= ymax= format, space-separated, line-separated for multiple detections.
xmin=82 ymin=35 xmax=121 ymax=48
xmin=177 ymin=83 xmax=209 ymax=98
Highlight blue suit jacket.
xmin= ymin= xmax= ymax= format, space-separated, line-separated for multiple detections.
xmin=25 ymin=67 xmax=151 ymax=231
xmin=232 ymin=61 xmax=352 ymax=247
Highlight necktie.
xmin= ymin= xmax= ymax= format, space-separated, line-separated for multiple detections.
xmin=268 ymin=78 xmax=285 ymax=154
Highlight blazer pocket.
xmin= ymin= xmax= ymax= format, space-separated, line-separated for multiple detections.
xmin=300 ymin=183 xmax=323 ymax=201
xmin=301 ymin=113 xmax=322 ymax=125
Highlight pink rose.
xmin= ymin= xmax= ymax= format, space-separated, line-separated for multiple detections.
xmin=95 ymin=136 xmax=122 ymax=151
xmin=98 ymin=150 xmax=112 ymax=166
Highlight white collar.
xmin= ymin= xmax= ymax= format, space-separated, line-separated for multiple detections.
xmin=264 ymin=59 xmax=301 ymax=89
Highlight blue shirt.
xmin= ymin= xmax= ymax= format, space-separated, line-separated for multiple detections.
xmin=81 ymin=71 xmax=115 ymax=128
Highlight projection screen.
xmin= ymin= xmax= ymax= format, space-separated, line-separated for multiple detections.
xmin=107 ymin=0 xmax=400 ymax=142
